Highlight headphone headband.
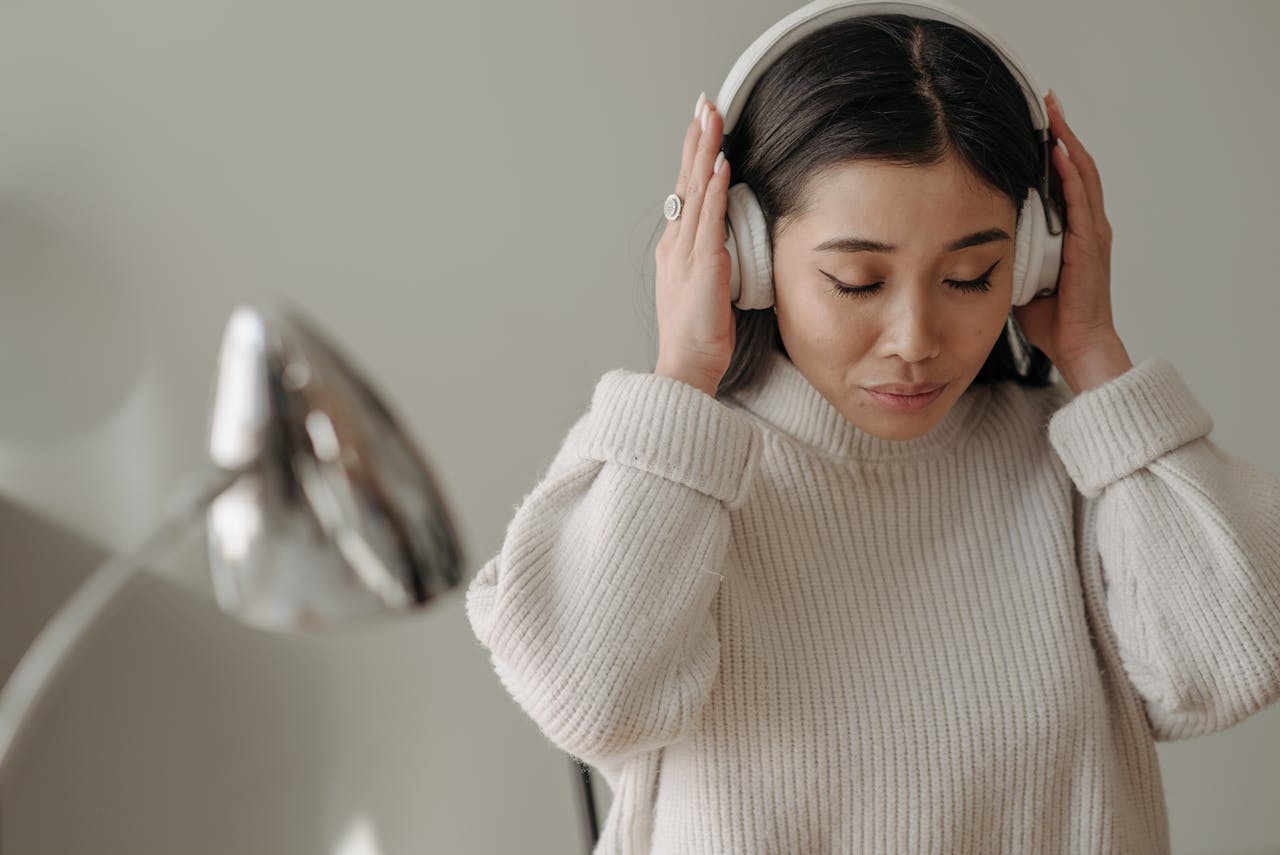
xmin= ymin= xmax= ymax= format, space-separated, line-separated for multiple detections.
xmin=715 ymin=0 xmax=1048 ymax=138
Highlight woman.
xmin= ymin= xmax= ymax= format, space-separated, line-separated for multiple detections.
xmin=466 ymin=8 xmax=1280 ymax=853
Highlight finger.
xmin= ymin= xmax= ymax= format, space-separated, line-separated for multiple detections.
xmin=675 ymin=100 xmax=723 ymax=258
xmin=1046 ymin=91 xmax=1106 ymax=225
xmin=679 ymin=92 xmax=707 ymax=196
xmin=1053 ymin=138 xmax=1096 ymax=244
xmin=662 ymin=109 xmax=705 ymax=243
xmin=694 ymin=150 xmax=730 ymax=259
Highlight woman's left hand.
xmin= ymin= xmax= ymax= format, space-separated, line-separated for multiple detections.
xmin=1012 ymin=89 xmax=1133 ymax=393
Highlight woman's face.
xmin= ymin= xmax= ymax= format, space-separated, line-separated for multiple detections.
xmin=770 ymin=151 xmax=1018 ymax=441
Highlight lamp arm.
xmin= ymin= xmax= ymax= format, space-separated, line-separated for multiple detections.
xmin=0 ymin=465 xmax=244 ymax=776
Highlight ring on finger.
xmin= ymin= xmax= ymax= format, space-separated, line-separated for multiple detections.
xmin=663 ymin=192 xmax=683 ymax=222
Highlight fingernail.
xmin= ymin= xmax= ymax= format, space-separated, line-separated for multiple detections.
xmin=701 ymin=100 xmax=715 ymax=133
xmin=714 ymin=151 xmax=726 ymax=174
xmin=1049 ymin=88 xmax=1065 ymax=117
xmin=694 ymin=91 xmax=707 ymax=120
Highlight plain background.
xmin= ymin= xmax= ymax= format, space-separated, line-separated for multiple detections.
xmin=1 ymin=0 xmax=1278 ymax=852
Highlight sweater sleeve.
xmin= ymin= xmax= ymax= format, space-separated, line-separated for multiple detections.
xmin=464 ymin=368 xmax=761 ymax=766
xmin=1047 ymin=356 xmax=1280 ymax=741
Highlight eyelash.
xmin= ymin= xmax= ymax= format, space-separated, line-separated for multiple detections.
xmin=825 ymin=260 xmax=1000 ymax=300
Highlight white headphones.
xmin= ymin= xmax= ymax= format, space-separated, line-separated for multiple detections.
xmin=716 ymin=0 xmax=1065 ymax=310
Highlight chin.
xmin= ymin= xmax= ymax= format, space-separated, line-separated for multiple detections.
xmin=860 ymin=400 xmax=951 ymax=440
xmin=864 ymin=420 xmax=937 ymax=441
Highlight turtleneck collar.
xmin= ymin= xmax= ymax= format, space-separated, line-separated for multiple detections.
xmin=726 ymin=348 xmax=991 ymax=461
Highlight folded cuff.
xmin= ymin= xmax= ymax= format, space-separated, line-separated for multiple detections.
xmin=1048 ymin=356 xmax=1214 ymax=499
xmin=579 ymin=369 xmax=761 ymax=509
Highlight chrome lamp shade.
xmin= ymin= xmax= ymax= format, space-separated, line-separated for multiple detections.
xmin=206 ymin=302 xmax=465 ymax=632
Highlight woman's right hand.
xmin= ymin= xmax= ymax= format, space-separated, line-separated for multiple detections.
xmin=653 ymin=93 xmax=734 ymax=398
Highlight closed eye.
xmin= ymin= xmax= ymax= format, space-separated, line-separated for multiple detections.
xmin=824 ymin=259 xmax=1000 ymax=299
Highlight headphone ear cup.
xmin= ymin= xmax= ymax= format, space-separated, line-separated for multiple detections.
xmin=1011 ymin=188 xmax=1038 ymax=307
xmin=1036 ymin=195 xmax=1065 ymax=302
xmin=725 ymin=182 xmax=775 ymax=309
xmin=1011 ymin=187 xmax=1064 ymax=307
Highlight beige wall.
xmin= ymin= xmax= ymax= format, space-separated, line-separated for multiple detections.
xmin=1 ymin=0 xmax=1277 ymax=852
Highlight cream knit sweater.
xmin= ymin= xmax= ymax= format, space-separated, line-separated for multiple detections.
xmin=465 ymin=348 xmax=1280 ymax=854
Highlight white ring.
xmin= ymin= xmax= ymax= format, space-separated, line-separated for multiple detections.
xmin=663 ymin=193 xmax=683 ymax=221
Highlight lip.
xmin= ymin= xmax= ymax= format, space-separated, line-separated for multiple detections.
xmin=863 ymin=382 xmax=948 ymax=412
xmin=866 ymin=382 xmax=946 ymax=395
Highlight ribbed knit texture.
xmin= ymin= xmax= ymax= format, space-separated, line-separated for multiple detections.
xmin=465 ymin=348 xmax=1280 ymax=854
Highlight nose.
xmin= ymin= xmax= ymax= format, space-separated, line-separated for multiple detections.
xmin=877 ymin=288 xmax=942 ymax=364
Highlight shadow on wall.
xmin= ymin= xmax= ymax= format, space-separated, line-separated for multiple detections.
xmin=0 ymin=200 xmax=148 ymax=449
xmin=0 ymin=495 xmax=335 ymax=854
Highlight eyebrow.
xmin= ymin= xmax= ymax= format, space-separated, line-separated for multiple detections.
xmin=813 ymin=227 xmax=1012 ymax=254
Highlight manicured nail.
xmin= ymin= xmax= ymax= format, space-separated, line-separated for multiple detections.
xmin=694 ymin=91 xmax=707 ymax=120
xmin=714 ymin=151 xmax=726 ymax=174
xmin=701 ymin=100 xmax=714 ymax=133
xmin=1049 ymin=88 xmax=1065 ymax=117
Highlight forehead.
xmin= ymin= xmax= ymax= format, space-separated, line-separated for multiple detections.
xmin=788 ymin=154 xmax=1014 ymax=243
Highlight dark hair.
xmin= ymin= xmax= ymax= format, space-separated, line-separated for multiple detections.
xmin=643 ymin=13 xmax=1056 ymax=399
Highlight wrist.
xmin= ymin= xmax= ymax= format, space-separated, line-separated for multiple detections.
xmin=1058 ymin=336 xmax=1134 ymax=394
xmin=654 ymin=359 xmax=721 ymax=398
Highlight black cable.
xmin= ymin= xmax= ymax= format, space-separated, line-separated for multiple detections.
xmin=571 ymin=755 xmax=600 ymax=852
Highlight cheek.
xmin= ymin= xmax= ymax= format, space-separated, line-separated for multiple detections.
xmin=778 ymin=282 xmax=833 ymax=331
xmin=777 ymin=297 xmax=874 ymax=363
xmin=970 ymin=307 xmax=1012 ymax=349
xmin=787 ymin=294 xmax=871 ymax=340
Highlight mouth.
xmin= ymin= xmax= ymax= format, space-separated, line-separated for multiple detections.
xmin=863 ymin=383 xmax=948 ymax=411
